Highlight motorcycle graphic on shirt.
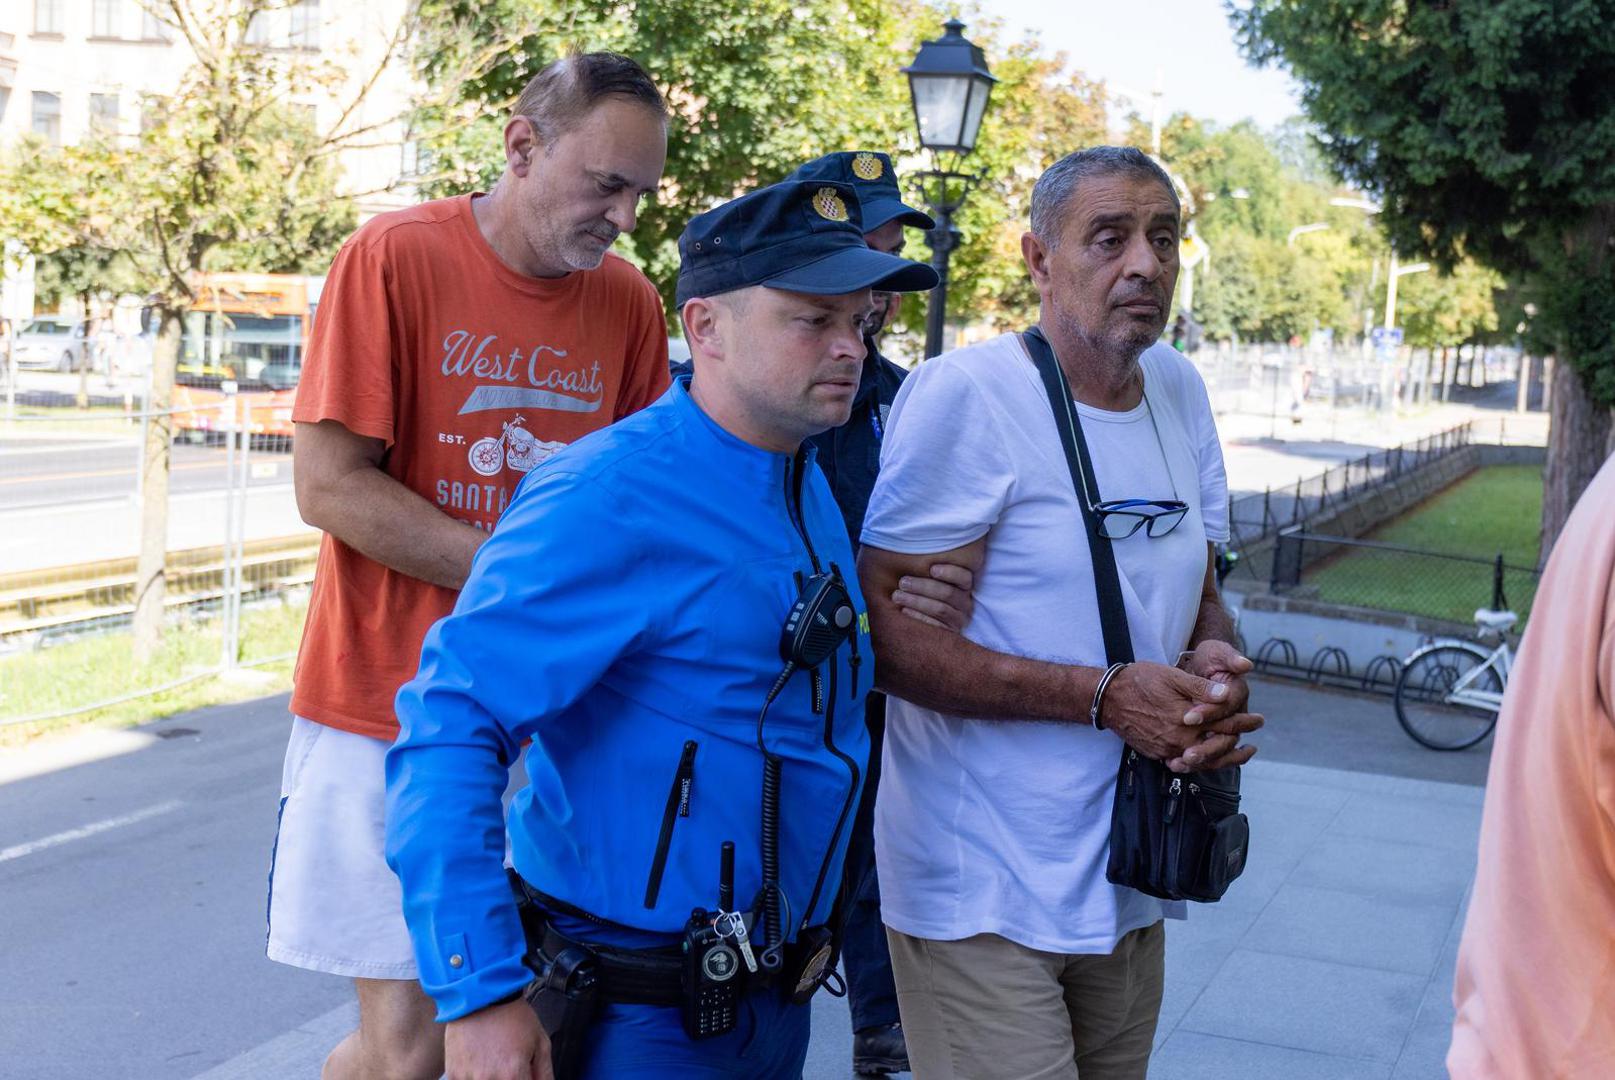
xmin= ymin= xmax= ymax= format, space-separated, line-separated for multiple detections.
xmin=467 ymin=415 xmax=566 ymax=477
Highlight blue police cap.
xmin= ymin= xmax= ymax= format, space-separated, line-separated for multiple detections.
xmin=784 ymin=152 xmax=935 ymax=233
xmin=675 ymin=180 xmax=938 ymax=307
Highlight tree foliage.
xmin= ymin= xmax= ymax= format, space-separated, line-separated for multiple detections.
xmin=1396 ymin=261 xmax=1505 ymax=351
xmin=0 ymin=0 xmax=416 ymax=658
xmin=411 ymin=1 xmax=1108 ymax=337
xmin=1232 ymin=0 xmax=1615 ymax=547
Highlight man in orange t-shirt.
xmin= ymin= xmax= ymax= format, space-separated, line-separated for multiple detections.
xmin=1448 ymin=453 xmax=1615 ymax=1078
xmin=266 ymin=53 xmax=670 ymax=1080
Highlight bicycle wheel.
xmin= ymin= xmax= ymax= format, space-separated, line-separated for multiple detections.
xmin=1393 ymin=644 xmax=1503 ymax=751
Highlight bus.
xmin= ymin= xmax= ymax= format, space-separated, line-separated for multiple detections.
xmin=173 ymin=272 xmax=323 ymax=444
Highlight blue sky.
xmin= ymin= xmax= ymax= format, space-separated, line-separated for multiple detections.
xmin=979 ymin=0 xmax=1305 ymax=131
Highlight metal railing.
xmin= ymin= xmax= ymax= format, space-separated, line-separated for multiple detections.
xmin=1269 ymin=529 xmax=1541 ymax=626
xmin=1224 ymin=421 xmax=1477 ymax=585
xmin=1 ymin=395 xmax=315 ymax=728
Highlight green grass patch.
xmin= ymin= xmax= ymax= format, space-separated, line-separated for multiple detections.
xmin=0 ymin=598 xmax=307 ymax=745
xmin=1306 ymin=464 xmax=1543 ymax=624
xmin=2 ymin=406 xmax=145 ymax=438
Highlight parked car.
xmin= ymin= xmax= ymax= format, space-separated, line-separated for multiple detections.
xmin=11 ymin=317 xmax=90 ymax=371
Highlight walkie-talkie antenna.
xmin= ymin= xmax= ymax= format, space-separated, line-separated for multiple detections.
xmin=718 ymin=841 xmax=735 ymax=913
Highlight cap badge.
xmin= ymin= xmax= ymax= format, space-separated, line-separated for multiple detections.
xmin=812 ymin=187 xmax=850 ymax=222
xmin=852 ymin=153 xmax=883 ymax=180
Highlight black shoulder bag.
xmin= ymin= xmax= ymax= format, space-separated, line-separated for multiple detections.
xmin=1022 ymin=327 xmax=1249 ymax=903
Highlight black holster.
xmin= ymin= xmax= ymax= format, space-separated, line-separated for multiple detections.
xmin=513 ymin=877 xmax=601 ymax=1080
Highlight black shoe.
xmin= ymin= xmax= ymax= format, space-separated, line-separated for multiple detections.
xmin=853 ymin=1021 xmax=909 ymax=1075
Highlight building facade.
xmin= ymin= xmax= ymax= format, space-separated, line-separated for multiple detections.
xmin=0 ymin=0 xmax=420 ymax=219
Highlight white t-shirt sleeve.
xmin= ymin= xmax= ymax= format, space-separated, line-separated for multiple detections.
xmin=1187 ymin=364 xmax=1230 ymax=543
xmin=861 ymin=357 xmax=1014 ymax=554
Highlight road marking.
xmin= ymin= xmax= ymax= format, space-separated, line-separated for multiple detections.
xmin=0 ymin=799 xmax=184 ymax=863
xmin=0 ymin=459 xmax=241 ymax=486
xmin=0 ymin=440 xmax=139 ymax=458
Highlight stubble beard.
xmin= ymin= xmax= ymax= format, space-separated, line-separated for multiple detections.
xmin=1049 ymin=304 xmax=1152 ymax=386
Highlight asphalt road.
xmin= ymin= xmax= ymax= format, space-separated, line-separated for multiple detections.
xmin=0 ymin=677 xmax=1491 ymax=1079
xmin=0 ymin=438 xmax=294 ymax=513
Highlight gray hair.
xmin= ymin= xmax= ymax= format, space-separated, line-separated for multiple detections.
xmin=1029 ymin=147 xmax=1179 ymax=249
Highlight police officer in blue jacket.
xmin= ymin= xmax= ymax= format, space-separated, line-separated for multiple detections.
xmin=784 ymin=150 xmax=941 ymax=1076
xmin=385 ymin=180 xmax=938 ymax=1080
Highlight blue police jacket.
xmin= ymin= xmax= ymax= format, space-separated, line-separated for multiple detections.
xmin=675 ymin=334 xmax=903 ymax=547
xmin=386 ymin=377 xmax=872 ymax=1021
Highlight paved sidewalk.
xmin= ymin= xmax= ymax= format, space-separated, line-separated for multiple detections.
xmin=1 ymin=679 xmax=1484 ymax=1079
xmin=193 ymin=751 xmax=1483 ymax=1080
xmin=798 ymin=756 xmax=1479 ymax=1080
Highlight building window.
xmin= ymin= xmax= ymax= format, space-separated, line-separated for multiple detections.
xmin=90 ymin=92 xmax=119 ymax=135
xmin=92 ymin=0 xmax=121 ymax=37
xmin=0 ymin=87 xmax=11 ymax=126
xmin=32 ymin=91 xmax=62 ymax=145
xmin=141 ymin=6 xmax=170 ymax=41
xmin=34 ymin=0 xmax=65 ymax=34
xmin=246 ymin=1 xmax=319 ymax=50
xmin=288 ymin=1 xmax=319 ymax=49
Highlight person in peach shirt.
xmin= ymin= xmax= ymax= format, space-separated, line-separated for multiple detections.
xmin=1448 ymin=454 xmax=1615 ymax=1078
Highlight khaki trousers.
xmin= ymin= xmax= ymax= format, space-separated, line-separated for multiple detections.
xmin=886 ymin=921 xmax=1165 ymax=1080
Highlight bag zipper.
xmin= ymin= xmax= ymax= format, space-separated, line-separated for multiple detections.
xmin=643 ymin=739 xmax=698 ymax=908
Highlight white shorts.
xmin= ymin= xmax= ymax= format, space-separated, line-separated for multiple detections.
xmin=266 ymin=716 xmax=418 ymax=980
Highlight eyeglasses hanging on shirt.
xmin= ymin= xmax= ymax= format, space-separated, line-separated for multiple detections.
xmin=1077 ymin=394 xmax=1189 ymax=541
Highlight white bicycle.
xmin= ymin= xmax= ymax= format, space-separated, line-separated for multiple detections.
xmin=1393 ymin=609 xmax=1516 ymax=751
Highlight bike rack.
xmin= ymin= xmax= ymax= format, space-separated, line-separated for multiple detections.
xmin=1246 ymin=637 xmax=1404 ymax=698
xmin=1254 ymin=637 xmax=1298 ymax=672
xmin=1307 ymin=646 xmax=1351 ymax=683
xmin=1361 ymin=655 xmax=1403 ymax=693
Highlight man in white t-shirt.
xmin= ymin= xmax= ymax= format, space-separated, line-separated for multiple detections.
xmin=858 ymin=146 xmax=1263 ymax=1080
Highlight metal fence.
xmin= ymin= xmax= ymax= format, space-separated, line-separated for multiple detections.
xmin=1191 ymin=341 xmax=1530 ymax=425
xmin=1223 ymin=421 xmax=1477 ymax=586
xmin=0 ymin=395 xmax=317 ymax=728
xmin=1269 ymin=530 xmax=1541 ymax=627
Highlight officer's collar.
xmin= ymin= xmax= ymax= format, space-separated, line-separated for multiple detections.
xmin=671 ymin=374 xmax=820 ymax=475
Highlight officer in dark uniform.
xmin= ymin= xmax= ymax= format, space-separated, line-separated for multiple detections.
xmin=782 ymin=150 xmax=965 ymax=1077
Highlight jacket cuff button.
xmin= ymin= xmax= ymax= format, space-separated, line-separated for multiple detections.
xmin=448 ymin=954 xmax=464 ymax=969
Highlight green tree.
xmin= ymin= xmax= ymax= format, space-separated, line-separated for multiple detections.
xmin=411 ymin=2 xmax=1109 ymax=340
xmin=414 ymin=0 xmax=929 ymax=320
xmin=0 ymin=0 xmax=416 ymax=659
xmin=1233 ymin=0 xmax=1615 ymax=554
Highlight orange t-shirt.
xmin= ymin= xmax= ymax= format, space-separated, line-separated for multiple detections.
xmin=1448 ymin=456 xmax=1615 ymax=1078
xmin=289 ymin=194 xmax=669 ymax=740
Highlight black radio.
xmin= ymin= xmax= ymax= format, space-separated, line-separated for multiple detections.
xmin=681 ymin=906 xmax=744 ymax=1039
xmin=780 ymin=571 xmax=856 ymax=669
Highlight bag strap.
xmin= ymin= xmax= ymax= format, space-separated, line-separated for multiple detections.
xmin=1021 ymin=327 xmax=1134 ymax=666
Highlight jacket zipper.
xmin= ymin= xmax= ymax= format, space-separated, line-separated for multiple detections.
xmin=643 ymin=739 xmax=698 ymax=908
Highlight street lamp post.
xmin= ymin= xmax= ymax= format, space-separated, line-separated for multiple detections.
xmin=904 ymin=18 xmax=995 ymax=358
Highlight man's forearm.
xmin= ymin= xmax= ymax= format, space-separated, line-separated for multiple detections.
xmin=307 ymin=466 xmax=486 ymax=590
xmin=870 ymin=603 xmax=1101 ymax=724
xmin=1189 ymin=545 xmax=1239 ymax=650
xmin=1190 ymin=591 xmax=1238 ymax=649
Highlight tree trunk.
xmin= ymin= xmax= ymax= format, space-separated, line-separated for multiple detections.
xmin=76 ymin=299 xmax=93 ymax=411
xmin=1540 ymin=357 xmax=1615 ymax=564
xmin=132 ymin=308 xmax=181 ymax=664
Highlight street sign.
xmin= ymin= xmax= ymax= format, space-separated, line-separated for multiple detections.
xmin=1179 ymin=234 xmax=1208 ymax=270
xmin=1371 ymin=326 xmax=1403 ymax=348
